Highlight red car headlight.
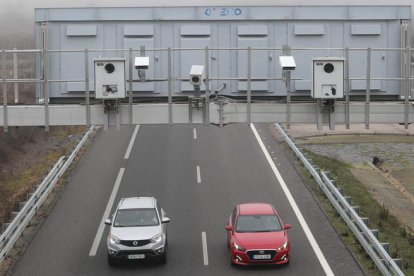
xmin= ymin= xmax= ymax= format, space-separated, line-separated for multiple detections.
xmin=277 ymin=241 xmax=288 ymax=251
xmin=233 ymin=241 xmax=246 ymax=252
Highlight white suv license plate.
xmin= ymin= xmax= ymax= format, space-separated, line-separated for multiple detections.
xmin=253 ymin=254 xmax=271 ymax=260
xmin=128 ymin=254 xmax=145 ymax=260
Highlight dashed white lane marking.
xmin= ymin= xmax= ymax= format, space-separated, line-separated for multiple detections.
xmin=202 ymin=232 xmax=209 ymax=266
xmin=250 ymin=123 xmax=334 ymax=276
xmin=193 ymin=128 xmax=197 ymax=140
xmin=89 ymin=168 xmax=125 ymax=257
xmin=124 ymin=125 xmax=140 ymax=160
xmin=196 ymin=166 xmax=201 ymax=184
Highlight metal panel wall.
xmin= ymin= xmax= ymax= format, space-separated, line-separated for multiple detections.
xmin=345 ymin=22 xmax=387 ymax=92
xmin=34 ymin=6 xmax=411 ymax=100
xmin=236 ymin=24 xmax=270 ymax=91
xmin=289 ymin=22 xmax=333 ymax=95
xmin=59 ymin=23 xmax=104 ymax=97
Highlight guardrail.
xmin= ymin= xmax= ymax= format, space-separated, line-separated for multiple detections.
xmin=0 ymin=126 xmax=95 ymax=265
xmin=274 ymin=122 xmax=404 ymax=276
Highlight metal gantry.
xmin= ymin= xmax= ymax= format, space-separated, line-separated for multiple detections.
xmin=0 ymin=46 xmax=413 ymax=131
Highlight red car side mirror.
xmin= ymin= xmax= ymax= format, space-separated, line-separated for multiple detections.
xmin=284 ymin=224 xmax=292 ymax=230
xmin=225 ymin=225 xmax=232 ymax=231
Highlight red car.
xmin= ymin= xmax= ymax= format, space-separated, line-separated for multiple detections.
xmin=225 ymin=203 xmax=292 ymax=266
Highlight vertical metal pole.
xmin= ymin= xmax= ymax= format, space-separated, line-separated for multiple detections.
xmin=139 ymin=46 xmax=145 ymax=82
xmin=247 ymin=47 xmax=252 ymax=124
xmin=365 ymin=48 xmax=371 ymax=130
xmin=128 ymin=48 xmax=133 ymax=126
xmin=44 ymin=48 xmax=49 ymax=132
xmin=408 ymin=23 xmax=412 ymax=101
xmin=84 ymin=49 xmax=90 ymax=128
xmin=345 ymin=47 xmax=350 ymax=129
xmin=286 ymin=71 xmax=291 ymax=129
xmin=13 ymin=48 xmax=18 ymax=104
xmin=116 ymin=99 xmax=121 ymax=131
xmin=404 ymin=47 xmax=410 ymax=129
xmin=2 ymin=51 xmax=8 ymax=132
xmin=40 ymin=22 xmax=49 ymax=132
xmin=316 ymin=98 xmax=322 ymax=130
xmin=168 ymin=48 xmax=173 ymax=125
xmin=283 ymin=45 xmax=291 ymax=129
xmin=205 ymin=47 xmax=210 ymax=125
xmin=40 ymin=22 xmax=47 ymax=100
xmin=401 ymin=21 xmax=408 ymax=101
xmin=329 ymin=101 xmax=335 ymax=130
xmin=188 ymin=100 xmax=193 ymax=123
xmin=219 ymin=99 xmax=224 ymax=127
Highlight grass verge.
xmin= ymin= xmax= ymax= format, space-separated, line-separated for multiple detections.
xmin=289 ymin=147 xmax=414 ymax=275
xmin=0 ymin=126 xmax=85 ymax=224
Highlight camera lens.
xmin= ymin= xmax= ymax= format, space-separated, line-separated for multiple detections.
xmin=105 ymin=63 xmax=115 ymax=74
xmin=191 ymin=76 xmax=200 ymax=83
xmin=324 ymin=63 xmax=334 ymax=73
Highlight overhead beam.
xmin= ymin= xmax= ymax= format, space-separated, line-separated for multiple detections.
xmin=0 ymin=102 xmax=412 ymax=128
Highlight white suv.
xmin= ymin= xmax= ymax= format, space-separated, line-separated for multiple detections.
xmin=104 ymin=197 xmax=170 ymax=265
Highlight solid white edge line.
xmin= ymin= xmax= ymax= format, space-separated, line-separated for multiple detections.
xmin=193 ymin=128 xmax=197 ymax=140
xmin=124 ymin=125 xmax=140 ymax=160
xmin=250 ymin=123 xmax=334 ymax=276
xmin=89 ymin=168 xmax=125 ymax=257
xmin=196 ymin=166 xmax=201 ymax=184
xmin=202 ymin=231 xmax=209 ymax=266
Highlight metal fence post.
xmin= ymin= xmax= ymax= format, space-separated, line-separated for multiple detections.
xmin=129 ymin=48 xmax=133 ymax=126
xmin=13 ymin=48 xmax=18 ymax=104
xmin=365 ymin=48 xmax=371 ymax=130
xmin=44 ymin=48 xmax=49 ymax=132
xmin=2 ymin=50 xmax=8 ymax=132
xmin=168 ymin=48 xmax=173 ymax=125
xmin=286 ymin=71 xmax=291 ymax=129
xmin=205 ymin=46 xmax=210 ymax=125
xmin=84 ymin=49 xmax=90 ymax=128
xmin=40 ymin=22 xmax=49 ymax=132
xmin=247 ymin=47 xmax=252 ymax=124
xmin=345 ymin=47 xmax=350 ymax=129
xmin=283 ymin=45 xmax=291 ymax=129
xmin=404 ymin=47 xmax=410 ymax=129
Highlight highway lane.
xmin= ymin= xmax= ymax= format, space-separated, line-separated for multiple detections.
xmin=10 ymin=124 xmax=363 ymax=275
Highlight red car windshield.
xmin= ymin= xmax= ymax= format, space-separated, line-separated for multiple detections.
xmin=236 ymin=215 xmax=282 ymax=232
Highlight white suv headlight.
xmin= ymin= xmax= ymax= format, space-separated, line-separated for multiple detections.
xmin=109 ymin=234 xmax=120 ymax=245
xmin=151 ymin=233 xmax=163 ymax=244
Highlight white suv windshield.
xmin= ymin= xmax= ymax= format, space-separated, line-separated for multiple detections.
xmin=236 ymin=215 xmax=282 ymax=232
xmin=114 ymin=208 xmax=159 ymax=227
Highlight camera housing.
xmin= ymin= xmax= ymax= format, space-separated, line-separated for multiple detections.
xmin=278 ymin=56 xmax=296 ymax=71
xmin=134 ymin=56 xmax=150 ymax=70
xmin=312 ymin=57 xmax=345 ymax=98
xmin=94 ymin=58 xmax=126 ymax=99
xmin=189 ymin=65 xmax=205 ymax=86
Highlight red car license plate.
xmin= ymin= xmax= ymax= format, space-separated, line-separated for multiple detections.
xmin=253 ymin=254 xmax=271 ymax=260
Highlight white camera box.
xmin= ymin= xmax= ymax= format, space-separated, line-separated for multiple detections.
xmin=94 ymin=58 xmax=126 ymax=99
xmin=312 ymin=57 xmax=345 ymax=98
xmin=189 ymin=65 xmax=205 ymax=86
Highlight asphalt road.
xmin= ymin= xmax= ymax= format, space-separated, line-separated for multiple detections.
xmin=10 ymin=123 xmax=363 ymax=276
